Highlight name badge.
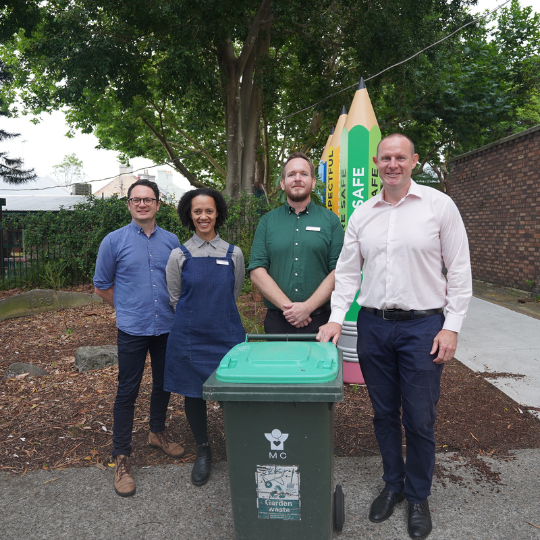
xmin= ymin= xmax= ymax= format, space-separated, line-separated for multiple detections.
xmin=216 ymin=260 xmax=229 ymax=265
xmin=306 ymin=226 xmax=320 ymax=231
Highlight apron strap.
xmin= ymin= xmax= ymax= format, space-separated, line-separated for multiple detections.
xmin=225 ymin=244 xmax=235 ymax=260
xmin=179 ymin=244 xmax=192 ymax=260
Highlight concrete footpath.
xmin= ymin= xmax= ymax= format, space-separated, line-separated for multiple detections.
xmin=459 ymin=297 xmax=540 ymax=420
xmin=1 ymin=297 xmax=540 ymax=540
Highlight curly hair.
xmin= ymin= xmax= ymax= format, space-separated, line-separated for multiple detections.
xmin=177 ymin=188 xmax=228 ymax=231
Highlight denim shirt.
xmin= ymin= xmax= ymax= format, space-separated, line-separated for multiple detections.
xmin=93 ymin=221 xmax=180 ymax=336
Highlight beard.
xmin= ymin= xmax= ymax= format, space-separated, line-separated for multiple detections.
xmin=286 ymin=186 xmax=311 ymax=203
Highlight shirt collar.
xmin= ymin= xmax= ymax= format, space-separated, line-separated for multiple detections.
xmin=191 ymin=232 xmax=221 ymax=248
xmin=129 ymin=220 xmax=159 ymax=235
xmin=286 ymin=200 xmax=313 ymax=215
xmin=375 ymin=179 xmax=422 ymax=207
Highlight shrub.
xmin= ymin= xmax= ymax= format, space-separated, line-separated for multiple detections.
xmin=1 ymin=193 xmax=269 ymax=289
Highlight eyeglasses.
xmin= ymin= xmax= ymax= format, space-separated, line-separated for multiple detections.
xmin=128 ymin=197 xmax=157 ymax=205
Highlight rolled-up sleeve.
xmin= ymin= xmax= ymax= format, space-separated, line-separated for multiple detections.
xmin=93 ymin=236 xmax=116 ymax=290
xmin=247 ymin=215 xmax=269 ymax=272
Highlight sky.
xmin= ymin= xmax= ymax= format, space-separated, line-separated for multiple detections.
xmin=2 ymin=0 xmax=539 ymax=194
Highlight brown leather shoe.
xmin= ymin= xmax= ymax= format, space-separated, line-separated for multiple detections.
xmin=148 ymin=430 xmax=185 ymax=457
xmin=114 ymin=455 xmax=135 ymax=497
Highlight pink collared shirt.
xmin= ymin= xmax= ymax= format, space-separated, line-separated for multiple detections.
xmin=329 ymin=180 xmax=472 ymax=333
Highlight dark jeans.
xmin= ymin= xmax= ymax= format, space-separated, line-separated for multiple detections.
xmin=264 ymin=309 xmax=331 ymax=334
xmin=113 ymin=330 xmax=171 ymax=457
xmin=356 ymin=309 xmax=445 ymax=503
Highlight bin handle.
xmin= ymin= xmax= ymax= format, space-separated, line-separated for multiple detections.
xmin=245 ymin=333 xmax=318 ymax=342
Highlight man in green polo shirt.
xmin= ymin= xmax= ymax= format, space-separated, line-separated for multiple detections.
xmin=249 ymin=152 xmax=344 ymax=333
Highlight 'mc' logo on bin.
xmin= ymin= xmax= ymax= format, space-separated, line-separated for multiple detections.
xmin=265 ymin=429 xmax=289 ymax=459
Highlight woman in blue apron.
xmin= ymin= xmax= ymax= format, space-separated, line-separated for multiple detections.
xmin=164 ymin=188 xmax=245 ymax=486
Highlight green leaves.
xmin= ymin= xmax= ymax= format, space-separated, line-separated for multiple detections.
xmin=3 ymin=193 xmax=269 ymax=283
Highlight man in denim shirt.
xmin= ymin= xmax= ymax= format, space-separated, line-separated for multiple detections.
xmin=94 ymin=179 xmax=184 ymax=497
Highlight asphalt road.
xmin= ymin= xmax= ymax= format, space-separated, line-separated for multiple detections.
xmin=1 ymin=450 xmax=539 ymax=540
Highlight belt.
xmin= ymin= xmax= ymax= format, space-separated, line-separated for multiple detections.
xmin=362 ymin=307 xmax=444 ymax=320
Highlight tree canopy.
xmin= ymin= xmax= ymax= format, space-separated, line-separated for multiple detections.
xmin=1 ymin=0 xmax=538 ymax=195
xmin=0 ymin=60 xmax=36 ymax=185
xmin=53 ymin=153 xmax=86 ymax=187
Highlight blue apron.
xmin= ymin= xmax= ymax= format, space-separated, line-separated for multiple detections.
xmin=164 ymin=243 xmax=245 ymax=398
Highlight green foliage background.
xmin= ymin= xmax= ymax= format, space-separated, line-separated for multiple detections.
xmin=2 ymin=194 xmax=269 ymax=288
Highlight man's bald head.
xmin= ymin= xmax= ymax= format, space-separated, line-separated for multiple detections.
xmin=377 ymin=133 xmax=415 ymax=157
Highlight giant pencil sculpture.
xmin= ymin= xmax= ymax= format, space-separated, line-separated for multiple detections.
xmin=318 ymin=127 xmax=334 ymax=206
xmin=337 ymin=78 xmax=381 ymax=384
xmin=340 ymin=77 xmax=381 ymax=231
xmin=326 ymin=106 xmax=347 ymax=217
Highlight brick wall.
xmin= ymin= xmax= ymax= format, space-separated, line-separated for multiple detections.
xmin=448 ymin=125 xmax=540 ymax=291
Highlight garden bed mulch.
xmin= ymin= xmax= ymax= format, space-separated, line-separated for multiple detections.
xmin=1 ymin=288 xmax=539 ymax=486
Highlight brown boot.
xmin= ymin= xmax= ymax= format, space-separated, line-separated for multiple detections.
xmin=114 ymin=455 xmax=135 ymax=497
xmin=148 ymin=430 xmax=185 ymax=457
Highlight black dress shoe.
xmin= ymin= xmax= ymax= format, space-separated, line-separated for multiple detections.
xmin=408 ymin=501 xmax=432 ymax=539
xmin=369 ymin=488 xmax=405 ymax=523
xmin=191 ymin=444 xmax=212 ymax=486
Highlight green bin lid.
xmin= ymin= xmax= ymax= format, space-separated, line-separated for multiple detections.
xmin=216 ymin=341 xmax=338 ymax=384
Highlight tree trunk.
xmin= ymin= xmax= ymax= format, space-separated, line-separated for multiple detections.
xmin=219 ymin=0 xmax=272 ymax=199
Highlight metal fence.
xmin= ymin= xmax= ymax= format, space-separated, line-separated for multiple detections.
xmin=1 ymin=223 xmax=88 ymax=290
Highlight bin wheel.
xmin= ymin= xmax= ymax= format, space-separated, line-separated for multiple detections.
xmin=333 ymin=484 xmax=345 ymax=532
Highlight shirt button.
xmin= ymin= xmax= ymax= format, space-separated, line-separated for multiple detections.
xmin=295 ymin=243 xmax=298 ymax=245
xmin=295 ymin=289 xmax=298 ymax=292
xmin=295 ymin=258 xmax=298 ymax=261
xmin=296 ymin=229 xmax=299 ymax=231
xmin=295 ymin=273 xmax=298 ymax=276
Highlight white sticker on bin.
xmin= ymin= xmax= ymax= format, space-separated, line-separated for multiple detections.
xmin=256 ymin=465 xmax=300 ymax=521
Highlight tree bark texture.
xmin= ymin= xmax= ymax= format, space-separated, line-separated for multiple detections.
xmin=219 ymin=0 xmax=272 ymax=199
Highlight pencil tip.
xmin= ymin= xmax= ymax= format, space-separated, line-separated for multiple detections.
xmin=358 ymin=77 xmax=365 ymax=90
xmin=340 ymin=105 xmax=347 ymax=115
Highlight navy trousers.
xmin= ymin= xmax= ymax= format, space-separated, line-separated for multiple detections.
xmin=113 ymin=330 xmax=171 ymax=457
xmin=356 ymin=309 xmax=444 ymax=503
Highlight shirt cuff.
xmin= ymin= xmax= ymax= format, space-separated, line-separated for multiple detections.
xmin=443 ymin=311 xmax=465 ymax=333
xmin=328 ymin=308 xmax=347 ymax=326
xmin=93 ymin=280 xmax=113 ymax=289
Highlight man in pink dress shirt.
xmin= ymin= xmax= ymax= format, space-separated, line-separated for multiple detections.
xmin=317 ymin=133 xmax=472 ymax=540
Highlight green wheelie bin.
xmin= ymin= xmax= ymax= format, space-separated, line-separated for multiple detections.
xmin=202 ymin=334 xmax=345 ymax=540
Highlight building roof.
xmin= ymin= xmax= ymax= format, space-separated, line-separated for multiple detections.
xmin=94 ymin=168 xmax=186 ymax=202
xmin=2 ymin=196 xmax=87 ymax=212
xmin=0 ymin=176 xmax=86 ymax=212
xmin=0 ymin=175 xmax=71 ymax=197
